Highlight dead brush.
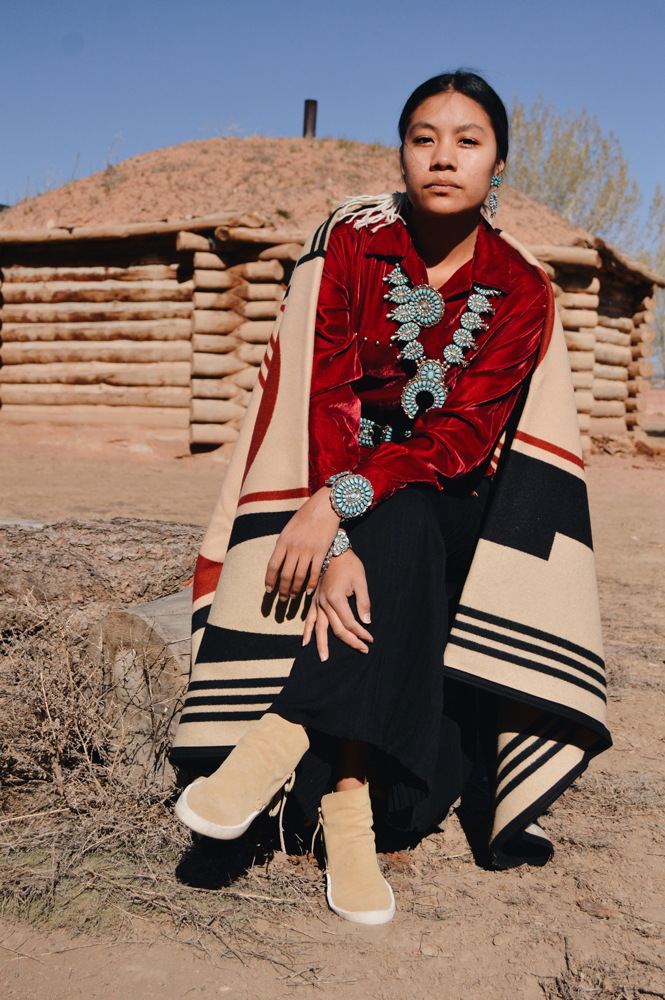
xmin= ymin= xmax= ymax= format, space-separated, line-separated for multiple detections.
xmin=540 ymin=943 xmax=665 ymax=1000
xmin=0 ymin=594 xmax=323 ymax=962
xmin=541 ymin=971 xmax=663 ymax=1000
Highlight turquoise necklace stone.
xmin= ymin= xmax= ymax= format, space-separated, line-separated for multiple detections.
xmin=383 ymin=264 xmax=500 ymax=419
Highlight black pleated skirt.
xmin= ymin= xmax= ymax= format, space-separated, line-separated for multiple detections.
xmin=268 ymin=479 xmax=493 ymax=835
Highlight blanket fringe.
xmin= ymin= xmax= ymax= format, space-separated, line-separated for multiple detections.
xmin=336 ymin=191 xmax=408 ymax=232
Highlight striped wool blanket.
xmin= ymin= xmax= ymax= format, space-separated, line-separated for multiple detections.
xmin=171 ymin=201 xmax=611 ymax=865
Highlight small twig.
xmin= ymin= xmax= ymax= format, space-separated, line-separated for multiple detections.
xmin=0 ymin=943 xmax=45 ymax=965
xmin=206 ymin=924 xmax=246 ymax=966
xmin=35 ymin=940 xmax=149 ymax=957
xmin=281 ymin=924 xmax=323 ymax=941
xmin=0 ymin=808 xmax=68 ymax=826
xmin=634 ymin=956 xmax=665 ymax=973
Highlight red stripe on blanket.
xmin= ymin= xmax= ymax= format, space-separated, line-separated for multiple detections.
xmin=237 ymin=487 xmax=309 ymax=508
xmin=242 ymin=337 xmax=281 ymax=485
xmin=258 ymin=369 xmax=266 ymax=389
xmin=514 ymin=431 xmax=585 ymax=470
xmin=193 ymin=553 xmax=224 ymax=603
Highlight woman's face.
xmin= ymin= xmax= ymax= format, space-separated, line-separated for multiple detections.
xmin=401 ymin=90 xmax=503 ymax=220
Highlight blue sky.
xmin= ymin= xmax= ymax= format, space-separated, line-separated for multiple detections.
xmin=1 ymin=0 xmax=664 ymax=209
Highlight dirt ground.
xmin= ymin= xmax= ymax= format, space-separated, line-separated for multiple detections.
xmin=1 ymin=425 xmax=664 ymax=1000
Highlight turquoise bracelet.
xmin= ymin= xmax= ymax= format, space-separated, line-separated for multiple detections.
xmin=320 ymin=528 xmax=351 ymax=576
xmin=326 ymin=471 xmax=374 ymax=519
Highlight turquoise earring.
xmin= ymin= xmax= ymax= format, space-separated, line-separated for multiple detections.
xmin=489 ymin=174 xmax=502 ymax=220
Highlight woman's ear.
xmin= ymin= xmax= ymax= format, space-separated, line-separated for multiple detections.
xmin=494 ymin=160 xmax=506 ymax=178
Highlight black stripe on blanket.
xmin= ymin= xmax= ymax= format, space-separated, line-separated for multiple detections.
xmin=494 ymin=736 xmax=573 ymax=810
xmin=180 ymin=710 xmax=267 ymax=723
xmin=496 ymin=711 xmax=558 ymax=767
xmin=447 ymin=634 xmax=607 ymax=701
xmin=481 ymin=451 xmax=593 ymax=558
xmin=185 ymin=694 xmax=282 ymax=707
xmin=297 ymin=212 xmax=339 ymax=265
xmin=496 ymin=716 xmax=574 ymax=780
xmin=496 ymin=720 xmax=578 ymax=789
xmin=490 ymin=737 xmax=606 ymax=868
xmin=196 ymin=624 xmax=302 ymax=663
xmin=188 ymin=677 xmax=290 ymax=691
xmin=228 ymin=510 xmax=296 ymax=551
xmin=192 ymin=604 xmax=212 ymax=635
xmin=179 ymin=675 xmax=290 ymax=726
xmin=452 ymin=621 xmax=606 ymax=687
xmin=457 ymin=606 xmax=605 ymax=669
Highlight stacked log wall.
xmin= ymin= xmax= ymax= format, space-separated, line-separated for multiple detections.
xmin=0 ymin=225 xmax=659 ymax=452
xmin=0 ymin=263 xmax=194 ymax=428
xmin=184 ymin=227 xmax=305 ymax=451
xmin=531 ymin=246 xmax=656 ymax=450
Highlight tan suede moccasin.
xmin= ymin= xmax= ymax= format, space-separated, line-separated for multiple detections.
xmin=175 ymin=712 xmax=309 ymax=840
xmin=320 ymin=783 xmax=395 ymax=925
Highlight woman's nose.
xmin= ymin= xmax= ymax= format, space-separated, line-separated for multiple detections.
xmin=430 ymin=142 xmax=457 ymax=170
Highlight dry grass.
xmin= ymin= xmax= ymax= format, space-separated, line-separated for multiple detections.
xmin=540 ymin=944 xmax=665 ymax=1000
xmin=0 ymin=595 xmax=324 ymax=962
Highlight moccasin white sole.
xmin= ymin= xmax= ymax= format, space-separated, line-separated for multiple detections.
xmin=174 ymin=778 xmax=264 ymax=840
xmin=325 ymin=873 xmax=396 ymax=925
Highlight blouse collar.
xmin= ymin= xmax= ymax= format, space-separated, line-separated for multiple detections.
xmin=363 ymin=214 xmax=511 ymax=297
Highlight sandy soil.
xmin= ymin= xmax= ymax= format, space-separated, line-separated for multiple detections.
xmin=1 ymin=444 xmax=664 ymax=1000
xmin=0 ymin=136 xmax=587 ymax=246
xmin=0 ymin=422 xmax=229 ymax=526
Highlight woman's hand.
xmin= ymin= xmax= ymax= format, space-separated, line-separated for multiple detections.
xmin=265 ymin=487 xmax=341 ymax=601
xmin=303 ymin=550 xmax=372 ymax=660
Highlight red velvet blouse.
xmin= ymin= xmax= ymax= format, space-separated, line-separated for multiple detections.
xmin=308 ymin=216 xmax=549 ymax=504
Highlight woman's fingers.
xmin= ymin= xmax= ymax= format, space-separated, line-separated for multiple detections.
xmin=322 ymin=589 xmax=373 ymax=644
xmin=354 ymin=574 xmax=372 ymax=626
xmin=265 ymin=539 xmax=287 ymax=593
xmin=305 ymin=555 xmax=325 ymax=596
xmin=315 ymin=606 xmax=330 ymax=661
xmin=266 ymin=541 xmax=327 ymax=601
xmin=302 ymin=597 xmax=318 ymax=646
xmin=290 ymin=554 xmax=319 ymax=600
xmin=277 ymin=553 xmax=300 ymax=601
xmin=321 ymin=600 xmax=370 ymax=654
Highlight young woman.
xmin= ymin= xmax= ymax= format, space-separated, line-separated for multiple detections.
xmin=173 ymin=71 xmax=609 ymax=926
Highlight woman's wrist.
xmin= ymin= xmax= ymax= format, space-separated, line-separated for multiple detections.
xmin=320 ymin=527 xmax=351 ymax=577
xmin=326 ymin=471 xmax=374 ymax=520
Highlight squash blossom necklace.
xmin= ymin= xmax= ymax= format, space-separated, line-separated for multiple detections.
xmin=383 ymin=264 xmax=501 ymax=419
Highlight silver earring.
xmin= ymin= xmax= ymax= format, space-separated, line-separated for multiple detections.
xmin=489 ymin=175 xmax=502 ymax=220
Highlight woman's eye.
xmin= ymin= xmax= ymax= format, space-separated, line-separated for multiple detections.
xmin=459 ymin=137 xmax=479 ymax=146
xmin=413 ymin=135 xmax=433 ymax=144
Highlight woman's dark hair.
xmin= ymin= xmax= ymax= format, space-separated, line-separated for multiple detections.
xmin=398 ymin=70 xmax=509 ymax=163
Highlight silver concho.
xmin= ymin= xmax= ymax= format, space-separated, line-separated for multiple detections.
xmin=460 ymin=311 xmax=486 ymax=331
xmin=386 ymin=284 xmax=411 ymax=304
xmin=401 ymin=359 xmax=449 ymax=418
xmin=398 ymin=340 xmax=425 ymax=361
xmin=390 ymin=321 xmax=420 ymax=343
xmin=383 ymin=264 xmax=500 ymax=420
xmin=453 ymin=329 xmax=477 ymax=348
xmin=408 ymin=285 xmax=445 ymax=328
xmin=443 ymin=344 xmax=466 ymax=365
xmin=467 ymin=292 xmax=493 ymax=313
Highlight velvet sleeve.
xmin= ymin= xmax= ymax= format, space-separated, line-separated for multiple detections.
xmin=308 ymin=227 xmax=363 ymax=494
xmin=354 ymin=274 xmax=548 ymax=504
